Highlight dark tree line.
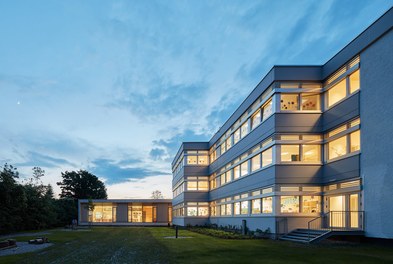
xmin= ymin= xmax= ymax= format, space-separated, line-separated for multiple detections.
xmin=0 ymin=164 xmax=107 ymax=235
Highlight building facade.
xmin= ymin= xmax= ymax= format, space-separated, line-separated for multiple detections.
xmin=78 ymin=199 xmax=172 ymax=226
xmin=171 ymin=8 xmax=393 ymax=239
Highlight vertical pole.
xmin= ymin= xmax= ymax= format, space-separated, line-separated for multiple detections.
xmin=175 ymin=226 xmax=178 ymax=238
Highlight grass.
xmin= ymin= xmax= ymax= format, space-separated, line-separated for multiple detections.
xmin=0 ymin=227 xmax=392 ymax=264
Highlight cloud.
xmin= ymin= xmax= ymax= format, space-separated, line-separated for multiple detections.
xmin=14 ymin=151 xmax=76 ymax=168
xmin=89 ymin=158 xmax=171 ymax=184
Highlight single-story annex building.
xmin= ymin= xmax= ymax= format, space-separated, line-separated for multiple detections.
xmin=78 ymin=199 xmax=172 ymax=226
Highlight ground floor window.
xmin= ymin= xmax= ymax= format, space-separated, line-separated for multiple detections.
xmin=91 ymin=204 xmax=115 ymax=223
xmin=280 ymin=196 xmax=300 ymax=213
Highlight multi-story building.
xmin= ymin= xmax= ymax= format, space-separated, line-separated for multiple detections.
xmin=171 ymin=8 xmax=393 ymax=240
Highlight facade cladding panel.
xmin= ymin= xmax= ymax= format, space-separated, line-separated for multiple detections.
xmin=172 ymin=9 xmax=393 ymax=239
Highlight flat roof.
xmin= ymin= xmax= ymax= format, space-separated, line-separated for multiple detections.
xmin=78 ymin=199 xmax=172 ymax=203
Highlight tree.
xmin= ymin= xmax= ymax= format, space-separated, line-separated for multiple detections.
xmin=151 ymin=190 xmax=164 ymax=199
xmin=57 ymin=170 xmax=107 ymax=200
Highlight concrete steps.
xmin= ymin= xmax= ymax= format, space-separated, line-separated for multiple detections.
xmin=280 ymin=229 xmax=329 ymax=243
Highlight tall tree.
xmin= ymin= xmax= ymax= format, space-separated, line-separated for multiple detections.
xmin=151 ymin=190 xmax=164 ymax=199
xmin=57 ymin=170 xmax=107 ymax=200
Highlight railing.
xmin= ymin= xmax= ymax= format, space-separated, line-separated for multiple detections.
xmin=308 ymin=211 xmax=364 ymax=241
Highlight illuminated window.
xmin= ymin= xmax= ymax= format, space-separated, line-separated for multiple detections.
xmin=302 ymin=196 xmax=320 ymax=213
xmin=349 ymin=69 xmax=360 ymax=93
xmin=281 ymin=196 xmax=300 ymax=213
xmin=262 ymin=197 xmax=273 ymax=213
xmin=198 ymin=207 xmax=209 ymax=216
xmin=221 ymin=143 xmax=226 ymax=155
xmin=220 ymin=205 xmax=226 ymax=216
xmin=234 ymin=202 xmax=240 ymax=215
xmin=281 ymin=145 xmax=300 ymax=162
xmin=187 ymin=207 xmax=197 ymax=216
xmin=281 ymin=94 xmax=299 ymax=110
xmin=328 ymin=78 xmax=346 ymax=107
xmin=350 ymin=130 xmax=361 ymax=152
xmin=187 ymin=156 xmax=197 ymax=165
xmin=225 ymin=171 xmax=231 ymax=183
xmin=240 ymin=161 xmax=248 ymax=177
xmin=226 ymin=137 xmax=232 ymax=150
xmin=241 ymin=201 xmax=248 ymax=214
xmin=198 ymin=181 xmax=209 ymax=190
xmin=252 ymin=199 xmax=261 ymax=214
xmin=234 ymin=166 xmax=240 ymax=179
xmin=262 ymin=147 xmax=273 ymax=166
xmin=220 ymin=174 xmax=226 ymax=185
xmin=198 ymin=156 xmax=208 ymax=165
xmin=251 ymin=109 xmax=261 ymax=130
xmin=302 ymin=145 xmax=321 ymax=162
xmin=226 ymin=204 xmax=232 ymax=215
xmin=241 ymin=122 xmax=249 ymax=138
xmin=262 ymin=99 xmax=273 ymax=121
xmin=92 ymin=204 xmax=113 ymax=222
xmin=328 ymin=136 xmax=347 ymax=160
xmin=301 ymin=94 xmax=319 ymax=110
xmin=251 ymin=154 xmax=261 ymax=172
xmin=187 ymin=181 xmax=198 ymax=191
xmin=234 ymin=129 xmax=240 ymax=144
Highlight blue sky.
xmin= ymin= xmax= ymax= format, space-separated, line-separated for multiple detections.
xmin=0 ymin=1 xmax=391 ymax=198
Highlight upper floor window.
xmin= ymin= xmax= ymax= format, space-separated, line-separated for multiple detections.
xmin=326 ymin=118 xmax=361 ymax=161
xmin=326 ymin=56 xmax=360 ymax=108
xmin=280 ymin=93 xmax=320 ymax=111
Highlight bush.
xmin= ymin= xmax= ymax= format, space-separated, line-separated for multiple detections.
xmin=188 ymin=227 xmax=251 ymax=239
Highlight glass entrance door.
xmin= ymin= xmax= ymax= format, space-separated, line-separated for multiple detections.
xmin=329 ymin=195 xmax=345 ymax=228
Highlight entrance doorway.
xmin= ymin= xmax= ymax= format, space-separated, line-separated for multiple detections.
xmin=329 ymin=195 xmax=345 ymax=228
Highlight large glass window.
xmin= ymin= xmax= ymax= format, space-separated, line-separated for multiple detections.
xmin=302 ymin=145 xmax=321 ymax=162
xmin=234 ymin=129 xmax=241 ymax=144
xmin=281 ymin=196 xmax=300 ymax=213
xmin=225 ymin=171 xmax=231 ymax=183
xmin=241 ymin=122 xmax=249 ymax=138
xmin=234 ymin=202 xmax=240 ymax=215
xmin=226 ymin=204 xmax=232 ymax=215
xmin=220 ymin=174 xmax=226 ymax=185
xmin=251 ymin=199 xmax=261 ymax=214
xmin=262 ymin=147 xmax=273 ymax=166
xmin=251 ymin=110 xmax=261 ymax=130
xmin=251 ymin=154 xmax=261 ymax=172
xmin=240 ymin=161 xmax=248 ymax=177
xmin=198 ymin=156 xmax=208 ymax=165
xmin=241 ymin=201 xmax=248 ymax=215
xmin=281 ymin=145 xmax=300 ymax=162
xmin=350 ymin=130 xmax=360 ymax=152
xmin=220 ymin=205 xmax=226 ymax=216
xmin=187 ymin=207 xmax=197 ymax=216
xmin=281 ymin=94 xmax=299 ymax=110
xmin=198 ymin=207 xmax=209 ymax=216
xmin=143 ymin=206 xmax=153 ymax=222
xmin=234 ymin=166 xmax=240 ymax=179
xmin=187 ymin=156 xmax=197 ymax=165
xmin=328 ymin=136 xmax=347 ymax=160
xmin=349 ymin=69 xmax=360 ymax=94
xmin=92 ymin=204 xmax=113 ymax=222
xmin=302 ymin=196 xmax=320 ymax=213
xmin=328 ymin=78 xmax=346 ymax=107
xmin=131 ymin=205 xmax=143 ymax=222
xmin=226 ymin=137 xmax=232 ymax=150
xmin=262 ymin=99 xmax=273 ymax=121
xmin=301 ymin=94 xmax=319 ymax=110
xmin=199 ymin=181 xmax=209 ymax=190
xmin=262 ymin=197 xmax=273 ymax=213
xmin=187 ymin=181 xmax=198 ymax=191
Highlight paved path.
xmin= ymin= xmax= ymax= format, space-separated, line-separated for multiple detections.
xmin=0 ymin=242 xmax=53 ymax=256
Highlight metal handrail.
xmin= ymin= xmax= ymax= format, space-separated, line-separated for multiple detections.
xmin=307 ymin=211 xmax=365 ymax=241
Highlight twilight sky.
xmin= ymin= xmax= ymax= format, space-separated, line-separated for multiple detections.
xmin=0 ymin=1 xmax=391 ymax=199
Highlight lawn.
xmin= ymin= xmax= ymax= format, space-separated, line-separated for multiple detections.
xmin=1 ymin=227 xmax=393 ymax=264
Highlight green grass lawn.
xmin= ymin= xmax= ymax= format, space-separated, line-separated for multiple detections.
xmin=1 ymin=227 xmax=393 ymax=264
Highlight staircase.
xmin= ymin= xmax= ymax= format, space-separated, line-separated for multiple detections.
xmin=280 ymin=211 xmax=365 ymax=243
xmin=280 ymin=229 xmax=330 ymax=243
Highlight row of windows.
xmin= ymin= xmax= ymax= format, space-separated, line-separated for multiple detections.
xmin=173 ymin=177 xmax=209 ymax=197
xmin=206 ymin=56 xmax=360 ymax=166
xmin=179 ymin=195 xmax=320 ymax=217
xmin=210 ymin=98 xmax=273 ymax=163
